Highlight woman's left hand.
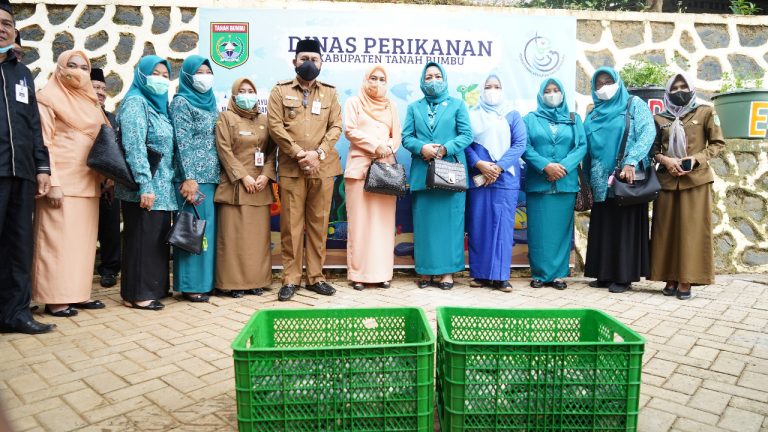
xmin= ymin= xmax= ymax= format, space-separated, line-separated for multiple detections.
xmin=254 ymin=175 xmax=269 ymax=192
xmin=619 ymin=165 xmax=635 ymax=183
xmin=180 ymin=179 xmax=200 ymax=202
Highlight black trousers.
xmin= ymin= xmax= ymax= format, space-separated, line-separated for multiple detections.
xmin=0 ymin=177 xmax=35 ymax=327
xmin=97 ymin=196 xmax=121 ymax=276
xmin=120 ymin=201 xmax=171 ymax=302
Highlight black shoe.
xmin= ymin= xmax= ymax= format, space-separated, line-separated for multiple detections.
xmin=662 ymin=283 xmax=678 ymax=296
xmin=494 ymin=281 xmax=513 ymax=293
xmin=417 ymin=277 xmax=433 ymax=289
xmin=307 ymin=281 xmax=336 ymax=296
xmin=438 ymin=281 xmax=454 ymax=290
xmin=608 ymin=283 xmax=631 ymax=293
xmin=676 ymin=289 xmax=692 ymax=300
xmin=44 ymin=305 xmax=79 ymax=317
xmin=530 ymin=279 xmax=544 ymax=288
xmin=278 ymin=284 xmax=297 ymax=301
xmin=588 ymin=280 xmax=611 ymax=288
xmin=183 ymin=293 xmax=210 ymax=302
xmin=470 ymin=279 xmax=490 ymax=288
xmin=229 ymin=290 xmax=244 ymax=298
xmin=352 ymin=283 xmax=365 ymax=291
xmin=551 ymin=280 xmax=567 ymax=290
xmin=100 ymin=274 xmax=117 ymax=288
xmin=124 ymin=300 xmax=165 ymax=311
xmin=244 ymin=288 xmax=264 ymax=296
xmin=379 ymin=281 xmax=391 ymax=289
xmin=0 ymin=318 xmax=56 ymax=334
xmin=71 ymin=300 xmax=106 ymax=309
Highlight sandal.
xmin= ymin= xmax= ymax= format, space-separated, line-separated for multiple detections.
xmin=71 ymin=300 xmax=106 ymax=310
xmin=44 ymin=305 xmax=79 ymax=317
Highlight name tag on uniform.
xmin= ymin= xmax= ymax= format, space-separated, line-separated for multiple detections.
xmin=239 ymin=131 xmax=253 ymax=136
xmin=254 ymin=151 xmax=264 ymax=166
xmin=311 ymin=99 xmax=321 ymax=115
xmin=16 ymin=81 xmax=28 ymax=104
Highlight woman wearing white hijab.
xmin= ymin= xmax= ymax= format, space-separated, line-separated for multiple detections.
xmin=650 ymin=73 xmax=724 ymax=300
xmin=465 ymin=73 xmax=527 ymax=292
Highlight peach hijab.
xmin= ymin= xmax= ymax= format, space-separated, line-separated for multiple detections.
xmin=36 ymin=50 xmax=108 ymax=139
xmin=358 ymin=65 xmax=401 ymax=144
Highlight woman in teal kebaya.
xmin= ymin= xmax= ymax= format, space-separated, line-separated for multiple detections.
xmin=523 ymin=78 xmax=587 ymax=290
xmin=402 ymin=62 xmax=473 ymax=289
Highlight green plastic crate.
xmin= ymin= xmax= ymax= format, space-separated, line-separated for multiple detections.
xmin=232 ymin=307 xmax=435 ymax=432
xmin=435 ymin=308 xmax=644 ymax=432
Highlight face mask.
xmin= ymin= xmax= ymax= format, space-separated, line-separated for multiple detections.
xmin=364 ymin=83 xmax=387 ymax=99
xmin=0 ymin=45 xmax=13 ymax=54
xmin=422 ymin=80 xmax=446 ymax=97
xmin=61 ymin=67 xmax=90 ymax=90
xmin=669 ymin=90 xmax=693 ymax=107
xmin=595 ymin=83 xmax=618 ymax=101
xmin=482 ymin=89 xmax=504 ymax=106
xmin=295 ymin=60 xmax=320 ymax=82
xmin=543 ymin=92 xmax=563 ymax=108
xmin=145 ymin=75 xmax=170 ymax=95
xmin=190 ymin=73 xmax=214 ymax=93
xmin=235 ymin=94 xmax=258 ymax=110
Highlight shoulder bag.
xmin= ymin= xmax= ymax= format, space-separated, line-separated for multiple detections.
xmin=569 ymin=113 xmax=593 ymax=212
xmin=166 ymin=201 xmax=206 ymax=255
xmin=612 ymin=97 xmax=661 ymax=206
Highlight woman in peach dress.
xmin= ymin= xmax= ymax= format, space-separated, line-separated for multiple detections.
xmin=343 ymin=65 xmax=401 ymax=291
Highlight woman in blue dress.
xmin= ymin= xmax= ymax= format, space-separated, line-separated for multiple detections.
xmin=523 ymin=78 xmax=587 ymax=290
xmin=465 ymin=73 xmax=527 ymax=293
xmin=117 ymin=55 xmax=177 ymax=310
xmin=402 ymin=62 xmax=473 ymax=290
xmin=583 ymin=67 xmax=655 ymax=293
xmin=170 ymin=55 xmax=220 ymax=302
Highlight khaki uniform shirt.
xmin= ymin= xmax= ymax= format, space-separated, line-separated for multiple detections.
xmin=653 ymin=105 xmax=725 ymax=191
xmin=267 ymin=78 xmax=343 ymax=178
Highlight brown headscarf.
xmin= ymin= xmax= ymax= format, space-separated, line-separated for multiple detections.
xmin=228 ymin=77 xmax=259 ymax=119
xmin=36 ymin=50 xmax=108 ymax=139
xmin=359 ymin=65 xmax=400 ymax=143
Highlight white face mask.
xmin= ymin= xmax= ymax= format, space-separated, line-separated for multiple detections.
xmin=191 ymin=74 xmax=214 ymax=93
xmin=482 ymin=89 xmax=504 ymax=106
xmin=595 ymin=83 xmax=619 ymax=101
xmin=543 ymin=92 xmax=563 ymax=108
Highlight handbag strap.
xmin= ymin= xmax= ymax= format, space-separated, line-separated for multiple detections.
xmin=614 ymin=96 xmax=635 ymax=170
xmin=177 ymin=200 xmax=201 ymax=219
xmin=436 ymin=145 xmax=460 ymax=164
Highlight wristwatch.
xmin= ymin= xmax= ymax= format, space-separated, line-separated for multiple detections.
xmin=315 ymin=148 xmax=326 ymax=161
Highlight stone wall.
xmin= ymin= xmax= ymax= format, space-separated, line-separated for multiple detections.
xmin=13 ymin=1 xmax=768 ymax=273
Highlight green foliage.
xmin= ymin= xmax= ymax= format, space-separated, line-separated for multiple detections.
xmin=730 ymin=0 xmax=762 ymax=15
xmin=517 ymin=0 xmax=646 ymax=10
xmin=719 ymin=71 xmax=765 ymax=93
xmin=619 ymin=60 xmax=672 ymax=88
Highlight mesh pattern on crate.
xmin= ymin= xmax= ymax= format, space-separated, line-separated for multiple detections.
xmin=272 ymin=315 xmax=408 ymax=348
xmin=447 ymin=316 xmax=603 ymax=343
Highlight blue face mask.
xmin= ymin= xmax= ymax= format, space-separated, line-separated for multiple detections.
xmin=235 ymin=94 xmax=258 ymax=110
xmin=0 ymin=45 xmax=13 ymax=54
xmin=142 ymin=73 xmax=170 ymax=95
xmin=423 ymin=79 xmax=446 ymax=97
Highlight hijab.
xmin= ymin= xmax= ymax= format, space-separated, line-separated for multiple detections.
xmin=531 ymin=78 xmax=571 ymax=124
xmin=584 ymin=67 xmax=631 ymax=170
xmin=227 ymin=77 xmax=259 ymax=119
xmin=174 ymin=55 xmax=217 ymax=112
xmin=36 ymin=50 xmax=109 ymax=139
xmin=469 ymin=73 xmax=514 ymax=164
xmin=359 ymin=65 xmax=393 ymax=128
xmin=419 ymin=62 xmax=450 ymax=104
xmin=660 ymin=72 xmax=698 ymax=159
xmin=123 ymin=55 xmax=172 ymax=118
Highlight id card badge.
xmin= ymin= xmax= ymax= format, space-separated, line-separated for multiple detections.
xmin=254 ymin=151 xmax=264 ymax=167
xmin=311 ymin=99 xmax=321 ymax=115
xmin=15 ymin=81 xmax=28 ymax=104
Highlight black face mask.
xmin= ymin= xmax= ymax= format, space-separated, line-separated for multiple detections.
xmin=669 ymin=90 xmax=693 ymax=107
xmin=295 ymin=60 xmax=320 ymax=82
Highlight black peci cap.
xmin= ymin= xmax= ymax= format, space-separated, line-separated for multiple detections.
xmin=90 ymin=68 xmax=106 ymax=83
xmin=295 ymin=39 xmax=321 ymax=55
xmin=0 ymin=0 xmax=13 ymax=17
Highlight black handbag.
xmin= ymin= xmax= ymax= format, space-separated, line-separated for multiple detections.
xmin=364 ymin=154 xmax=407 ymax=197
xmin=426 ymin=147 xmax=467 ymax=192
xmin=87 ymin=122 xmax=163 ymax=191
xmin=611 ymin=97 xmax=661 ymax=206
xmin=575 ymin=165 xmax=593 ymax=212
xmin=166 ymin=201 xmax=206 ymax=255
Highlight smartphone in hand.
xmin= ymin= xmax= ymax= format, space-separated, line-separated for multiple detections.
xmin=681 ymin=158 xmax=694 ymax=172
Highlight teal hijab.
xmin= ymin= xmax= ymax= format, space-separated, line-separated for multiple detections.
xmin=174 ymin=55 xmax=217 ymax=112
xmin=123 ymin=55 xmax=172 ymax=118
xmin=532 ymin=78 xmax=571 ymax=124
xmin=584 ymin=67 xmax=631 ymax=169
xmin=419 ymin=62 xmax=450 ymax=104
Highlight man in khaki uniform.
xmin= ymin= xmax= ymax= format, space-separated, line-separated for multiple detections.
xmin=268 ymin=39 xmax=342 ymax=301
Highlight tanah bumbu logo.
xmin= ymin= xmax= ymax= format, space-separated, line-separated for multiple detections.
xmin=211 ymin=23 xmax=249 ymax=69
xmin=520 ymin=33 xmax=564 ymax=77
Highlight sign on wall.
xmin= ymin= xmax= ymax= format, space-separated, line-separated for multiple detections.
xmin=199 ymin=7 xmax=577 ymax=268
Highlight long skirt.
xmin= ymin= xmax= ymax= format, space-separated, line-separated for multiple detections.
xmin=527 ymin=192 xmax=576 ymax=283
xmin=584 ymin=198 xmax=650 ymax=283
xmin=32 ymin=196 xmax=99 ymax=304
xmin=412 ymin=189 xmax=465 ymax=275
xmin=216 ymin=204 xmax=272 ymax=290
xmin=650 ymin=185 xmax=714 ymax=285
xmin=466 ymin=187 xmax=518 ymax=281
xmin=346 ymin=179 xmax=396 ymax=283
xmin=121 ymin=200 xmax=171 ymax=302
xmin=173 ymin=183 xmax=217 ymax=294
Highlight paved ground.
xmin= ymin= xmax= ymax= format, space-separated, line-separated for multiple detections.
xmin=1 ymin=273 xmax=767 ymax=432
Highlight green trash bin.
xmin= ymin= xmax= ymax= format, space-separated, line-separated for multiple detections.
xmin=711 ymin=89 xmax=768 ymax=139
xmin=232 ymin=307 xmax=435 ymax=432
xmin=436 ymin=307 xmax=645 ymax=432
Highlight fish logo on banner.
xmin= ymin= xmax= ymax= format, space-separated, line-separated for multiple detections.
xmin=520 ymin=33 xmax=564 ymax=77
xmin=211 ymin=22 xmax=249 ymax=69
